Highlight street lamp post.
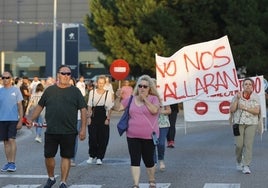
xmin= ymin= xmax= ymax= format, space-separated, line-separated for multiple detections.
xmin=52 ymin=0 xmax=57 ymax=78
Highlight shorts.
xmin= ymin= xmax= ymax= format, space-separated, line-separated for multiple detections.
xmin=0 ymin=121 xmax=18 ymax=141
xmin=44 ymin=133 xmax=76 ymax=158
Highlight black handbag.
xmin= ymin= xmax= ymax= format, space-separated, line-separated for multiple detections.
xmin=232 ymin=108 xmax=243 ymax=137
xmin=233 ymin=123 xmax=240 ymax=136
xmin=117 ymin=95 xmax=133 ymax=136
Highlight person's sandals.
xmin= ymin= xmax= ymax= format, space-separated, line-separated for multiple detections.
xmin=132 ymin=185 xmax=139 ymax=188
xmin=149 ymin=181 xmax=156 ymax=188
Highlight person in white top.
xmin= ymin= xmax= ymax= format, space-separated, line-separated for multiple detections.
xmin=76 ymin=76 xmax=86 ymax=97
xmin=104 ymin=76 xmax=114 ymax=101
xmin=29 ymin=76 xmax=41 ymax=94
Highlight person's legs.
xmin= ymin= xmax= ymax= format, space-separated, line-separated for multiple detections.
xmin=60 ymin=157 xmax=71 ymax=183
xmin=59 ymin=134 xmax=75 ymax=184
xmin=96 ymin=123 xmax=110 ymax=161
xmin=167 ymin=111 xmax=177 ymax=147
xmin=71 ymin=120 xmax=81 ymax=165
xmin=88 ymin=124 xmax=97 ymax=158
xmin=142 ymin=139 xmax=156 ymax=185
xmin=157 ymin=127 xmax=169 ymax=170
xmin=243 ymin=124 xmax=257 ymax=166
xmin=235 ymin=125 xmax=245 ymax=164
xmin=131 ymin=166 xmax=141 ymax=186
xmin=127 ymin=137 xmax=142 ymax=186
xmin=4 ymin=139 xmax=16 ymax=162
xmin=45 ymin=157 xmax=55 ymax=177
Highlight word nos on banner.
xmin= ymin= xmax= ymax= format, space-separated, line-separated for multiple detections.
xmin=155 ymin=35 xmax=239 ymax=105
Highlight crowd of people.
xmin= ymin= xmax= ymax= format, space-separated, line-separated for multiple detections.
xmin=2 ymin=68 xmax=266 ymax=187
xmin=0 ymin=69 xmax=181 ymax=188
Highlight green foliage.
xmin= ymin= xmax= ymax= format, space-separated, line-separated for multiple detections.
xmin=84 ymin=0 xmax=268 ymax=78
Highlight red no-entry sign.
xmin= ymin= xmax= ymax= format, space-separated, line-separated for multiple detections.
xmin=194 ymin=102 xmax=208 ymax=115
xmin=110 ymin=59 xmax=130 ymax=80
xmin=219 ymin=101 xmax=230 ymax=114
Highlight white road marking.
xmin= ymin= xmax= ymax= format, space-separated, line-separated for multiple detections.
xmin=0 ymin=174 xmax=58 ymax=178
xmin=139 ymin=183 xmax=171 ymax=188
xmin=0 ymin=183 xmax=171 ymax=188
xmin=2 ymin=185 xmax=41 ymax=188
xmin=69 ymin=186 xmax=102 ymax=188
xmin=203 ymin=183 xmax=240 ymax=188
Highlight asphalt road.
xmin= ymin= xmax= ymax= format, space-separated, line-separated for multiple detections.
xmin=0 ymin=110 xmax=268 ymax=188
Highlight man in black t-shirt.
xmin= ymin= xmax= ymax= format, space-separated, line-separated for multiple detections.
xmin=28 ymin=65 xmax=87 ymax=188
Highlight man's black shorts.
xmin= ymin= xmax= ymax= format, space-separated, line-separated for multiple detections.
xmin=44 ymin=133 xmax=76 ymax=158
xmin=0 ymin=121 xmax=18 ymax=141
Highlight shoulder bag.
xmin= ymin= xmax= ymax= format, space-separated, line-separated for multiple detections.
xmin=117 ymin=95 xmax=133 ymax=136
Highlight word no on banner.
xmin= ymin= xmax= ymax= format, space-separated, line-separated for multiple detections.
xmin=156 ymin=35 xmax=239 ymax=105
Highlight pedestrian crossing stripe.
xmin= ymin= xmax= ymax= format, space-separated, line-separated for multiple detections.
xmin=0 ymin=183 xmax=171 ymax=188
xmin=203 ymin=183 xmax=240 ymax=188
xmin=0 ymin=183 xmax=241 ymax=188
xmin=2 ymin=185 xmax=41 ymax=188
xmin=0 ymin=175 xmax=58 ymax=178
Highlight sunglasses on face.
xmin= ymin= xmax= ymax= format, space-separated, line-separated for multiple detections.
xmin=59 ymin=72 xmax=71 ymax=76
xmin=2 ymin=76 xmax=10 ymax=80
xmin=138 ymin=84 xmax=149 ymax=89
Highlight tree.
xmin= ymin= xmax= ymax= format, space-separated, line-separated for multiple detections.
xmin=84 ymin=0 xmax=268 ymax=78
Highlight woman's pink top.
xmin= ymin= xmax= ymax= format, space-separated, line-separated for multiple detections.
xmin=122 ymin=95 xmax=160 ymax=139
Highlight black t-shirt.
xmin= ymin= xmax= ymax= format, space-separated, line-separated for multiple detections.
xmin=170 ymin=103 xmax=179 ymax=113
xmin=38 ymin=85 xmax=87 ymax=134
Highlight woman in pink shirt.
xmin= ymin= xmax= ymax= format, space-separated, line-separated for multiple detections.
xmin=114 ymin=75 xmax=160 ymax=188
xmin=120 ymin=80 xmax=133 ymax=100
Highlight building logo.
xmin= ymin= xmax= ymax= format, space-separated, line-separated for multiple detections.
xmin=69 ymin=32 xmax=75 ymax=40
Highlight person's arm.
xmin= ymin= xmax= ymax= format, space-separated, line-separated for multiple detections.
xmin=162 ymin=105 xmax=171 ymax=115
xmin=113 ymin=89 xmax=124 ymax=111
xmin=230 ymin=93 xmax=241 ymax=113
xmin=16 ymin=101 xmax=24 ymax=129
xmin=79 ymin=107 xmax=87 ymax=140
xmin=143 ymin=98 xmax=159 ymax=114
xmin=27 ymin=105 xmax=43 ymax=128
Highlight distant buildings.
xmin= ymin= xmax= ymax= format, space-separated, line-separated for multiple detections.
xmin=0 ymin=0 xmax=105 ymax=78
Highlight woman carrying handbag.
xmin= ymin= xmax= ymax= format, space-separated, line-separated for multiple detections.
xmin=229 ymin=78 xmax=261 ymax=174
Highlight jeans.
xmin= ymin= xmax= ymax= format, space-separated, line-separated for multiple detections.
xmin=154 ymin=127 xmax=169 ymax=162
xmin=72 ymin=120 xmax=81 ymax=162
xmin=35 ymin=115 xmax=44 ymax=137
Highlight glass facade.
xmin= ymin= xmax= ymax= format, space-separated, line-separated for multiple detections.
xmin=0 ymin=1 xmax=102 ymax=78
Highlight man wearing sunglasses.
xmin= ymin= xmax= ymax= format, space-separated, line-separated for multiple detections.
xmin=0 ymin=71 xmax=24 ymax=172
xmin=28 ymin=65 xmax=88 ymax=188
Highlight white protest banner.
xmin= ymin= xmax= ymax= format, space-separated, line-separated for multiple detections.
xmin=156 ymin=36 xmax=239 ymax=105
xmin=183 ymin=76 xmax=266 ymax=122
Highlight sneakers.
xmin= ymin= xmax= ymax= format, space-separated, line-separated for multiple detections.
xmin=70 ymin=160 xmax=76 ymax=167
xmin=44 ymin=178 xmax=56 ymax=188
xmin=159 ymin=160 xmax=165 ymax=171
xmin=35 ymin=136 xmax=42 ymax=143
xmin=1 ymin=163 xmax=10 ymax=172
xmin=96 ymin=159 xmax=102 ymax=165
xmin=7 ymin=163 xmax=16 ymax=172
xmin=1 ymin=163 xmax=16 ymax=172
xmin=86 ymin=157 xmax=94 ymax=164
xmin=167 ymin=141 xmax=175 ymax=148
xmin=236 ymin=163 xmax=243 ymax=171
xmin=59 ymin=182 xmax=68 ymax=188
xmin=242 ymin=165 xmax=251 ymax=174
